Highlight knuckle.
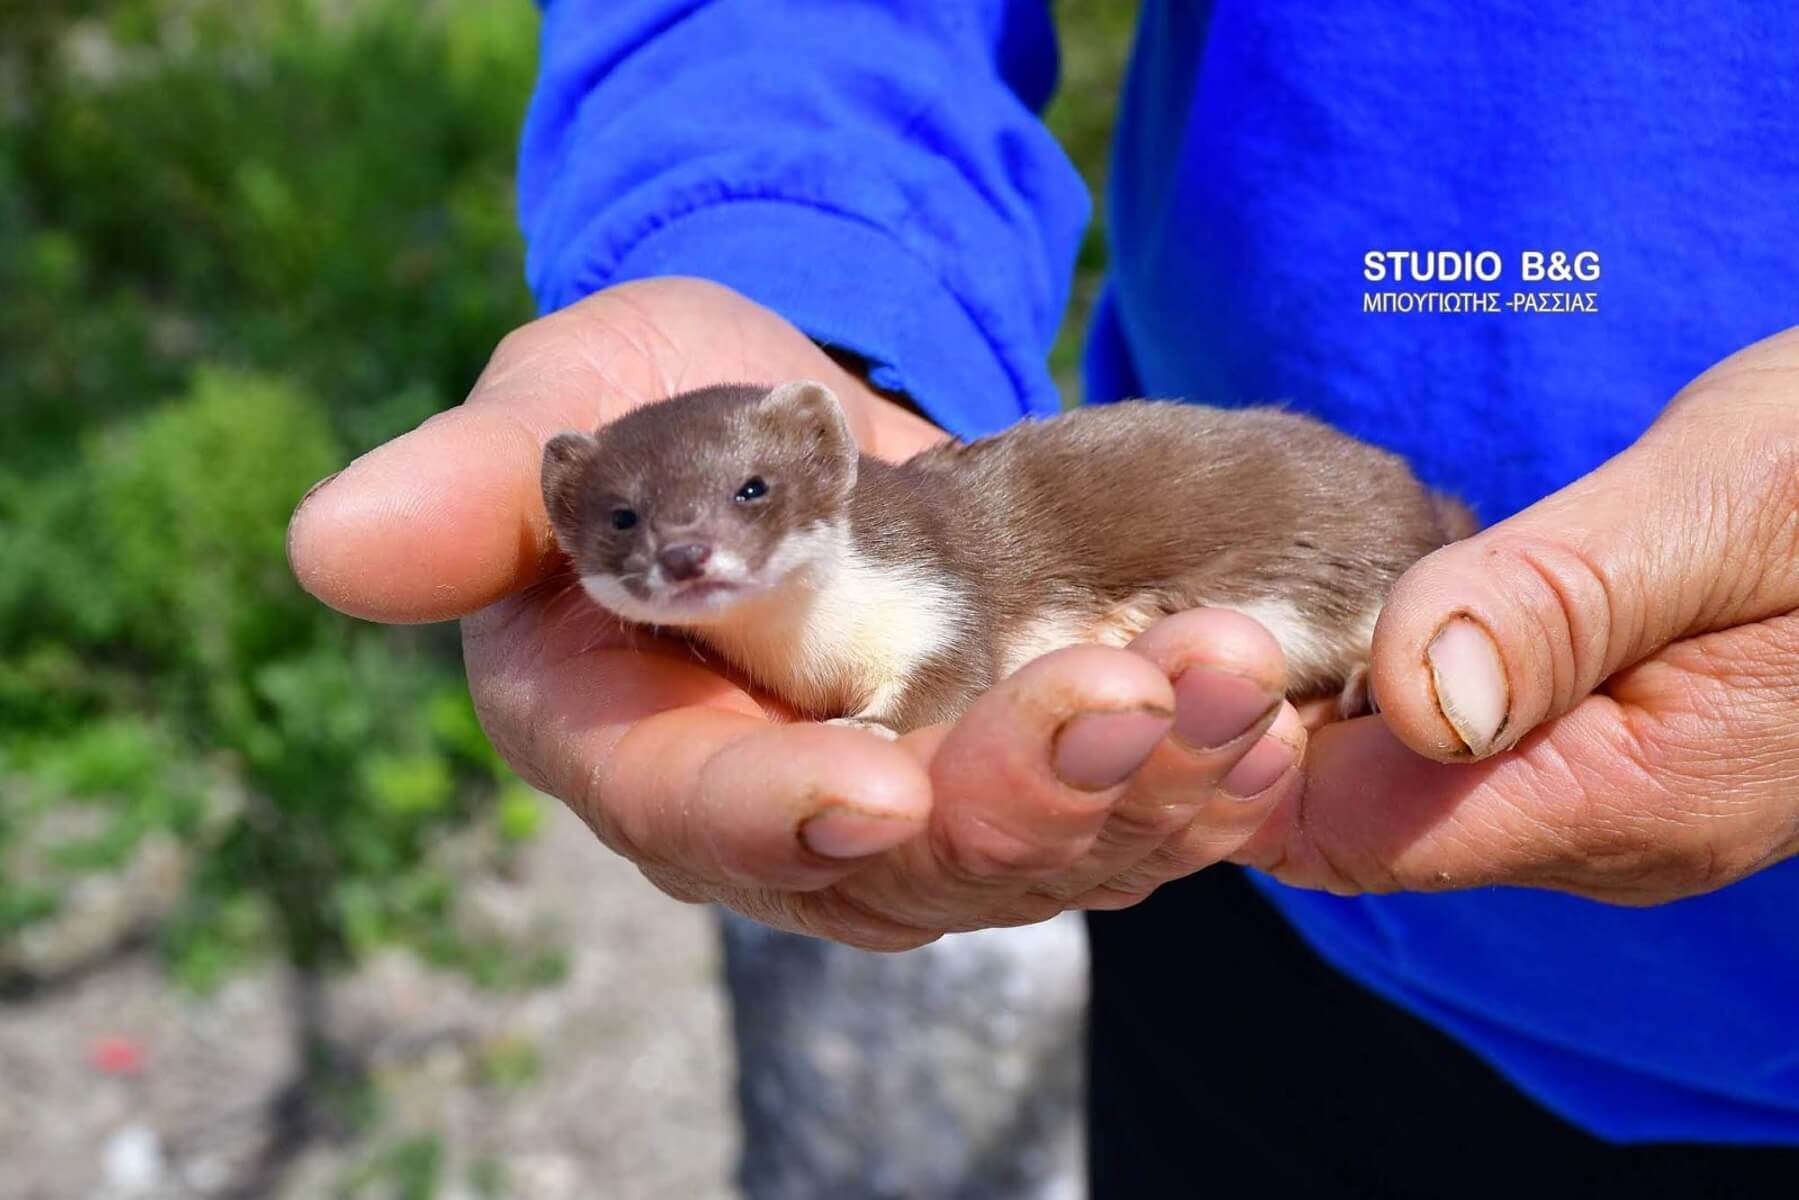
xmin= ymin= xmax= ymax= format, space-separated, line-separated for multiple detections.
xmin=799 ymin=889 xmax=942 ymax=952
xmin=1099 ymin=798 xmax=1197 ymax=844
xmin=1492 ymin=534 xmax=1623 ymax=718
xmin=1073 ymin=885 xmax=1154 ymax=912
xmin=932 ymin=812 xmax=1091 ymax=885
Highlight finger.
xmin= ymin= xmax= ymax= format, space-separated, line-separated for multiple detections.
xmin=287 ymin=279 xmax=925 ymax=623
xmin=839 ymin=644 xmax=1175 ymax=929
xmin=465 ymin=606 xmax=932 ymax=892
xmin=1372 ymin=339 xmax=1799 ymax=762
xmin=1078 ymin=702 xmax=1307 ymax=909
xmin=1030 ymin=608 xmax=1287 ymax=901
xmin=1234 ymin=618 xmax=1799 ymax=902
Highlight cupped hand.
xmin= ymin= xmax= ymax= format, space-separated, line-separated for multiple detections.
xmin=1234 ymin=326 xmax=1799 ymax=904
xmin=288 ymin=278 xmax=1305 ymax=949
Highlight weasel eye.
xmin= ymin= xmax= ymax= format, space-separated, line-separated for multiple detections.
xmin=609 ymin=508 xmax=638 ymax=531
xmin=734 ymin=476 xmax=769 ymax=503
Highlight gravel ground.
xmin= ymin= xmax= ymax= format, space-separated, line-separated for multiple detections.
xmin=0 ymin=798 xmax=739 ymax=1200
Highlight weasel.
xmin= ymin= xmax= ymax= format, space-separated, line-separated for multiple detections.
xmin=541 ymin=382 xmax=1473 ymax=735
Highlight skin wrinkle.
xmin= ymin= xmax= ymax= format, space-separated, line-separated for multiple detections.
xmin=1465 ymin=738 xmax=1598 ymax=888
xmin=1109 ymin=808 xmax=1257 ymax=884
xmin=1692 ymin=454 xmax=1748 ymax=630
xmin=1090 ymin=843 xmax=1209 ymax=896
xmin=1507 ymin=564 xmax=1563 ymax=740
xmin=838 ymin=837 xmax=968 ymax=925
xmin=1079 ymin=744 xmax=1298 ymax=897
xmin=1744 ymin=436 xmax=1799 ymax=607
xmin=1545 ymin=706 xmax=1666 ymax=833
xmin=809 ymin=885 xmax=941 ymax=950
xmin=1539 ymin=716 xmax=1740 ymax=899
xmin=594 ymin=284 xmax=688 ymax=396
xmin=1075 ymin=886 xmax=1151 ymax=911
xmin=639 ymin=863 xmax=708 ymax=905
xmin=473 ymin=330 xmax=586 ymax=412
xmin=1286 ymin=773 xmax=1382 ymax=894
xmin=1506 ymin=536 xmax=1617 ymax=726
xmin=934 ymin=804 xmax=1101 ymax=884
xmin=1085 ymin=797 xmax=1202 ymax=847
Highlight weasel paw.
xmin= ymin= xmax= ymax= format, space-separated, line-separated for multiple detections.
xmin=1336 ymin=662 xmax=1379 ymax=720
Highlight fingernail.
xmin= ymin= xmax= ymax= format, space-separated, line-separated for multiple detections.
xmin=800 ymin=806 xmax=922 ymax=860
xmin=1172 ymin=667 xmax=1281 ymax=750
xmin=1426 ymin=617 xmax=1509 ymax=757
xmin=1220 ymin=733 xmax=1296 ymax=799
xmin=1052 ymin=708 xmax=1173 ymax=792
xmin=286 ymin=470 xmax=342 ymax=571
xmin=295 ymin=469 xmax=343 ymax=515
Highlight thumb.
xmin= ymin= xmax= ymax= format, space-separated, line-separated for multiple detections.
xmin=1371 ymin=331 xmax=1799 ymax=761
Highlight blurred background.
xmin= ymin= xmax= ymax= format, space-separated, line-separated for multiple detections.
xmin=0 ymin=2 xmax=1135 ymax=1196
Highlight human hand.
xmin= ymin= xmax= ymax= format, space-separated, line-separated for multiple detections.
xmin=288 ymin=277 xmax=1309 ymax=948
xmin=1232 ymin=326 xmax=1799 ymax=904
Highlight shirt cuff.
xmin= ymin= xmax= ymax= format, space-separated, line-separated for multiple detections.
xmin=549 ymin=198 xmax=1056 ymax=438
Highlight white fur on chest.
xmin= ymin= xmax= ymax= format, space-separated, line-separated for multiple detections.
xmin=700 ymin=525 xmax=967 ymax=719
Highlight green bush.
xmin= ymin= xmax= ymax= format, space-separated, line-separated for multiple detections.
xmin=0 ymin=0 xmax=541 ymax=987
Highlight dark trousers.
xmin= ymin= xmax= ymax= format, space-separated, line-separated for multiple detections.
xmin=1086 ymin=866 xmax=1798 ymax=1199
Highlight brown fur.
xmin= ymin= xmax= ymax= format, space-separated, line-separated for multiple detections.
xmin=543 ymin=382 xmax=854 ymax=602
xmin=852 ymin=402 xmax=1468 ymax=724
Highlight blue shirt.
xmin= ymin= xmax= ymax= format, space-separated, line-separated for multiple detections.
xmin=520 ymin=0 xmax=1799 ymax=1143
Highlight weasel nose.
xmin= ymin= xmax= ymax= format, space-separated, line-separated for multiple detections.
xmin=657 ymin=542 xmax=713 ymax=582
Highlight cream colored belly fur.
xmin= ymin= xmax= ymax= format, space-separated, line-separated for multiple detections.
xmin=998 ymin=595 xmax=1379 ymax=707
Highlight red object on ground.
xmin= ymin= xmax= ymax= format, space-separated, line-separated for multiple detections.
xmin=90 ymin=1035 xmax=146 ymax=1076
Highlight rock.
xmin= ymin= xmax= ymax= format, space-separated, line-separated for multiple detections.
xmin=721 ymin=910 xmax=1088 ymax=1200
xmin=102 ymin=1123 xmax=165 ymax=1195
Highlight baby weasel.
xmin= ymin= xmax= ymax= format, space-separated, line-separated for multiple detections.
xmin=541 ymin=382 xmax=1472 ymax=735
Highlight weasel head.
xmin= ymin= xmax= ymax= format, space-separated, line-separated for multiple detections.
xmin=541 ymin=380 xmax=858 ymax=628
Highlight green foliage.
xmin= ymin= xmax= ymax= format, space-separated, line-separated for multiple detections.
xmin=0 ymin=0 xmax=542 ymax=988
xmin=468 ymin=1157 xmax=508 ymax=1200
xmin=342 ymin=1134 xmax=445 ymax=1200
xmin=475 ymin=1034 xmax=544 ymax=1091
xmin=1045 ymin=0 xmax=1141 ymax=389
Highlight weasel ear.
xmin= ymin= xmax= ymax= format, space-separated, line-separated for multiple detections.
xmin=760 ymin=380 xmax=857 ymax=493
xmin=541 ymin=431 xmax=597 ymax=543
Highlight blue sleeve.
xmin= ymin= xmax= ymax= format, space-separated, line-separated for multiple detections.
xmin=517 ymin=1 xmax=1090 ymax=437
